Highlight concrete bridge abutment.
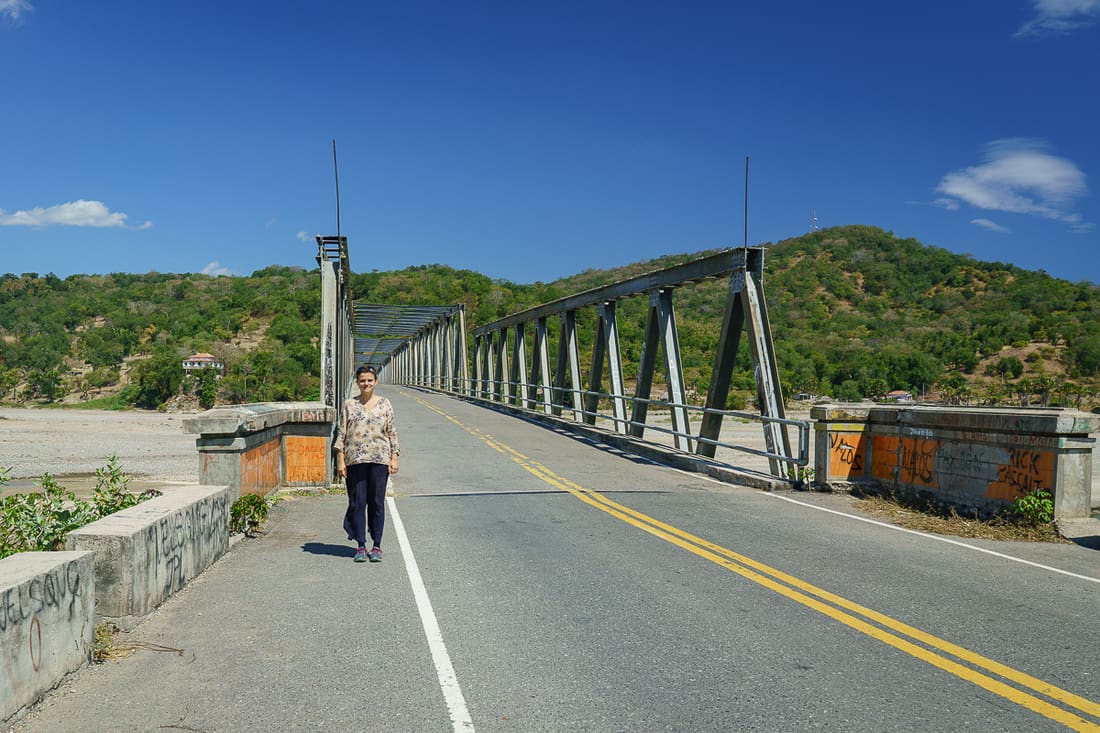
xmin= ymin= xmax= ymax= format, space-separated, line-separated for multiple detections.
xmin=812 ymin=403 xmax=1099 ymax=520
xmin=183 ymin=402 xmax=336 ymax=499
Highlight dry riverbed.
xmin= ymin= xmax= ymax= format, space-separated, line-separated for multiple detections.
xmin=0 ymin=407 xmax=200 ymax=498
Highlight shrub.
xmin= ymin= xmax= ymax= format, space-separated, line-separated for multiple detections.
xmin=92 ymin=454 xmax=162 ymax=517
xmin=0 ymin=458 xmax=160 ymax=559
xmin=230 ymin=494 xmax=269 ymax=536
xmin=0 ymin=474 xmax=98 ymax=558
xmin=1012 ymin=487 xmax=1054 ymax=526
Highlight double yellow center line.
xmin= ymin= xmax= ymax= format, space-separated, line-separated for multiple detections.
xmin=412 ymin=396 xmax=1100 ymax=731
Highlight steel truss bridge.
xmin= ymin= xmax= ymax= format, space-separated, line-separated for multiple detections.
xmin=316 ymin=236 xmax=807 ymax=482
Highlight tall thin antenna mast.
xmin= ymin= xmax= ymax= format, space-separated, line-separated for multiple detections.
xmin=332 ymin=139 xmax=342 ymax=242
xmin=743 ymin=156 xmax=749 ymax=248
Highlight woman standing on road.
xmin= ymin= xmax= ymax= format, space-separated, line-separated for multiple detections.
xmin=334 ymin=365 xmax=400 ymax=563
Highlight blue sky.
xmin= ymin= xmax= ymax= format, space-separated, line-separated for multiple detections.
xmin=1 ymin=1 xmax=1097 ymax=285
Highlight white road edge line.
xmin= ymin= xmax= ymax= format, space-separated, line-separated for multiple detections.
xmin=388 ymin=496 xmax=476 ymax=731
xmin=760 ymin=490 xmax=1100 ymax=585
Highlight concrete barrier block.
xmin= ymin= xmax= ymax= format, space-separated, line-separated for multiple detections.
xmin=183 ymin=401 xmax=336 ymax=498
xmin=1 ymin=551 xmax=96 ymax=724
xmin=64 ymin=485 xmax=230 ymax=628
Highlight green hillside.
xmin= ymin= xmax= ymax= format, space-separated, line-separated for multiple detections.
xmin=1 ymin=225 xmax=1098 ymax=411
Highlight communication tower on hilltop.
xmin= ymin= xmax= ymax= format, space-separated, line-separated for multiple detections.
xmin=810 ymin=210 xmax=819 ymax=232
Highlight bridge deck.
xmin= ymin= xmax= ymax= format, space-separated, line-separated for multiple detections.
xmin=9 ymin=389 xmax=1100 ymax=732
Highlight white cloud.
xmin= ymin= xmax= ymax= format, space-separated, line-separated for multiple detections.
xmin=0 ymin=199 xmax=152 ymax=229
xmin=932 ymin=198 xmax=960 ymax=211
xmin=970 ymin=218 xmax=1011 ymax=233
xmin=296 ymin=231 xmax=310 ymax=241
xmin=1016 ymin=0 xmax=1100 ymax=37
xmin=0 ymin=0 xmax=32 ymax=24
xmin=201 ymin=261 xmax=235 ymax=277
xmin=935 ymin=139 xmax=1090 ymax=228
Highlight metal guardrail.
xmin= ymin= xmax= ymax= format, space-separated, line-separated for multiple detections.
xmin=403 ymin=376 xmax=810 ymax=475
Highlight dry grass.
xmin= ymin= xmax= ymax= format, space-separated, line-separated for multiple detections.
xmin=93 ymin=622 xmax=185 ymax=662
xmin=852 ymin=492 xmax=1069 ymax=544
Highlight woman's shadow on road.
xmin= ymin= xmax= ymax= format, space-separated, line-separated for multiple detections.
xmin=301 ymin=542 xmax=356 ymax=558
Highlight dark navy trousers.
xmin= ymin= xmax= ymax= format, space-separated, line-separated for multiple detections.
xmin=343 ymin=462 xmax=389 ymax=548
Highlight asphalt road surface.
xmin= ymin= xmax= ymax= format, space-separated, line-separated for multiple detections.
xmin=6 ymin=391 xmax=1100 ymax=732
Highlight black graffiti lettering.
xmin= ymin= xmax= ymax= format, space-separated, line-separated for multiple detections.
xmin=994 ymin=449 xmax=1048 ymax=496
xmin=902 ymin=440 xmax=937 ymax=484
xmin=67 ymin=560 xmax=81 ymax=599
xmin=15 ymin=583 xmax=32 ymax=625
xmin=831 ymin=434 xmax=864 ymax=472
xmin=28 ymin=577 xmax=44 ymax=614
xmin=0 ymin=589 xmax=10 ymax=632
xmin=43 ymin=573 xmax=57 ymax=610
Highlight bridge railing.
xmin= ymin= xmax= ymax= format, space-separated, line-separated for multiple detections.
xmin=330 ymin=246 xmax=803 ymax=480
xmin=459 ymin=247 xmax=799 ymax=479
xmin=403 ymin=375 xmax=810 ymax=475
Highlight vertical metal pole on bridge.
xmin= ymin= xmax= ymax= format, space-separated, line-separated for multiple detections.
xmin=316 ymin=236 xmax=353 ymax=412
xmin=317 ymin=235 xmax=353 ymax=486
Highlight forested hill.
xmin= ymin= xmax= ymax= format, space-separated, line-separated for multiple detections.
xmin=1 ymin=225 xmax=1098 ymax=410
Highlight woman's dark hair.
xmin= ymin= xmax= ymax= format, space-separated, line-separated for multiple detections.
xmin=355 ymin=365 xmax=378 ymax=377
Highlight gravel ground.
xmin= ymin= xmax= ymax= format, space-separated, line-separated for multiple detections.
xmin=0 ymin=407 xmax=200 ymax=496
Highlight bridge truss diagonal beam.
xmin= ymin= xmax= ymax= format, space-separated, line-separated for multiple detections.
xmin=464 ymin=247 xmax=802 ymax=479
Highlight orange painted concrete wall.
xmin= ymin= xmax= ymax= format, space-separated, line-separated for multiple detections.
xmin=285 ymin=436 xmax=328 ymax=483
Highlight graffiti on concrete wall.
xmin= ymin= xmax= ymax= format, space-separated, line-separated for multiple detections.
xmin=2 ymin=558 xmax=84 ymax=702
xmin=871 ymin=435 xmax=942 ymax=488
xmin=828 ymin=433 xmax=866 ymax=478
xmin=143 ymin=492 xmax=229 ymax=604
xmin=0 ymin=560 xmax=83 ymax=636
xmin=241 ymin=440 xmax=280 ymax=493
xmin=863 ymin=433 xmax=1056 ymax=503
xmin=286 ymin=436 xmax=327 ymax=483
xmin=985 ymin=448 xmax=1055 ymax=501
xmin=900 ymin=437 xmax=940 ymax=487
xmin=935 ymin=444 xmax=990 ymax=480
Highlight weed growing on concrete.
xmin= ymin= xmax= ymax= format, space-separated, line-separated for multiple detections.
xmin=92 ymin=622 xmax=185 ymax=662
xmin=229 ymin=494 xmax=269 ymax=536
xmin=1011 ymin=487 xmax=1055 ymax=526
xmin=93 ymin=622 xmax=124 ymax=662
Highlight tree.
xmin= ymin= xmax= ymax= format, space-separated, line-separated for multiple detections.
xmin=1071 ymin=336 xmax=1100 ymax=377
xmin=194 ymin=367 xmax=219 ymax=409
xmin=992 ymin=356 xmax=1024 ymax=382
xmin=0 ymin=367 xmax=18 ymax=400
xmin=861 ymin=377 xmax=890 ymax=401
xmin=128 ymin=348 xmax=183 ymax=409
xmin=23 ymin=368 xmax=62 ymax=402
xmin=938 ymin=372 xmax=971 ymax=405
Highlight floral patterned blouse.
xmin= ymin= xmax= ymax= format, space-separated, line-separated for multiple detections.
xmin=333 ymin=396 xmax=401 ymax=466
